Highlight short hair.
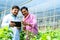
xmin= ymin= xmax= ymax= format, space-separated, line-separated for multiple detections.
xmin=12 ymin=6 xmax=20 ymax=10
xmin=21 ymin=6 xmax=28 ymax=11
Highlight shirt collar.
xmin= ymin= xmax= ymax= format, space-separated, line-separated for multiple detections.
xmin=11 ymin=13 xmax=17 ymax=17
xmin=23 ymin=14 xmax=30 ymax=21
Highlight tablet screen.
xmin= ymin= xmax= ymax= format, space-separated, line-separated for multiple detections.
xmin=11 ymin=21 xmax=21 ymax=27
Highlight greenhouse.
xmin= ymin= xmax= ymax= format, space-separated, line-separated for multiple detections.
xmin=0 ymin=0 xmax=60 ymax=40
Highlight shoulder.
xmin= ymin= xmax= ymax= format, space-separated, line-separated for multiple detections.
xmin=3 ymin=14 xmax=11 ymax=19
xmin=30 ymin=13 xmax=36 ymax=18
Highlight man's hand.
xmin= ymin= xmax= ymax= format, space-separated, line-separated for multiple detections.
xmin=9 ymin=21 xmax=16 ymax=27
xmin=22 ymin=21 xmax=32 ymax=26
xmin=17 ymin=27 xmax=21 ymax=30
xmin=22 ymin=21 xmax=28 ymax=26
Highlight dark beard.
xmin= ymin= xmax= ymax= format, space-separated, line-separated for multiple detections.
xmin=13 ymin=14 xmax=17 ymax=17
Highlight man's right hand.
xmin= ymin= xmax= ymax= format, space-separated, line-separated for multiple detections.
xmin=9 ymin=21 xmax=16 ymax=27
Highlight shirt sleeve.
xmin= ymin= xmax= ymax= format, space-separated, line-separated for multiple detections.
xmin=30 ymin=15 xmax=37 ymax=28
xmin=1 ymin=16 xmax=10 ymax=28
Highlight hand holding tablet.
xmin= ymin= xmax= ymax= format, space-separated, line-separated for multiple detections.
xmin=11 ymin=21 xmax=21 ymax=27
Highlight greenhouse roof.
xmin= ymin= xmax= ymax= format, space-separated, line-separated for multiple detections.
xmin=0 ymin=0 xmax=60 ymax=12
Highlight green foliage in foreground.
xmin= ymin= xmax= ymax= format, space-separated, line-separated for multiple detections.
xmin=0 ymin=26 xmax=13 ymax=40
xmin=20 ymin=27 xmax=60 ymax=40
xmin=38 ymin=29 xmax=60 ymax=40
xmin=20 ymin=31 xmax=26 ymax=40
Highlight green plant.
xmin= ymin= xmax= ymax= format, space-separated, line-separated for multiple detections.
xmin=0 ymin=26 xmax=13 ymax=40
xmin=19 ymin=26 xmax=60 ymax=40
xmin=20 ymin=31 xmax=26 ymax=40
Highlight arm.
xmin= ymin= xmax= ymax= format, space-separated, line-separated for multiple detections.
xmin=1 ymin=16 xmax=10 ymax=27
xmin=29 ymin=15 xmax=37 ymax=28
xmin=22 ymin=15 xmax=37 ymax=28
xmin=1 ymin=16 xmax=16 ymax=28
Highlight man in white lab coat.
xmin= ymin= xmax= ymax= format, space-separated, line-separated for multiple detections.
xmin=1 ymin=6 xmax=21 ymax=40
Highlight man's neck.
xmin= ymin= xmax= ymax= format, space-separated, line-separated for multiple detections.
xmin=12 ymin=14 xmax=17 ymax=17
xmin=25 ymin=13 xmax=29 ymax=18
xmin=13 ymin=14 xmax=17 ymax=17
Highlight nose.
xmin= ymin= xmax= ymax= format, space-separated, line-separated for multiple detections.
xmin=15 ymin=10 xmax=17 ymax=12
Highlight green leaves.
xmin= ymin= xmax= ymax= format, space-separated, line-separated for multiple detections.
xmin=38 ymin=28 xmax=60 ymax=40
xmin=0 ymin=26 xmax=13 ymax=40
xmin=20 ymin=31 xmax=26 ymax=40
xmin=20 ymin=27 xmax=60 ymax=40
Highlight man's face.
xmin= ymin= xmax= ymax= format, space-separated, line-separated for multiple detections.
xmin=21 ymin=9 xmax=28 ymax=17
xmin=11 ymin=8 xmax=19 ymax=15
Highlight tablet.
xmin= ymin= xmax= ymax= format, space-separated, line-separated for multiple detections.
xmin=11 ymin=21 xmax=21 ymax=27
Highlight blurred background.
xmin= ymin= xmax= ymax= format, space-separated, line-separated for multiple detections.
xmin=0 ymin=0 xmax=60 ymax=29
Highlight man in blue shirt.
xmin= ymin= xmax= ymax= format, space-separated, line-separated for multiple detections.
xmin=1 ymin=6 xmax=21 ymax=40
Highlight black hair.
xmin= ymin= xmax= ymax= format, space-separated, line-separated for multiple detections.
xmin=12 ymin=6 xmax=20 ymax=10
xmin=21 ymin=6 xmax=28 ymax=11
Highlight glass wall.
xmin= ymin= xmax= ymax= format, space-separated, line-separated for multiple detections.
xmin=0 ymin=0 xmax=60 ymax=29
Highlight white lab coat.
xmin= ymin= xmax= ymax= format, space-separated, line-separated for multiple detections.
xmin=1 ymin=13 xmax=21 ymax=40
